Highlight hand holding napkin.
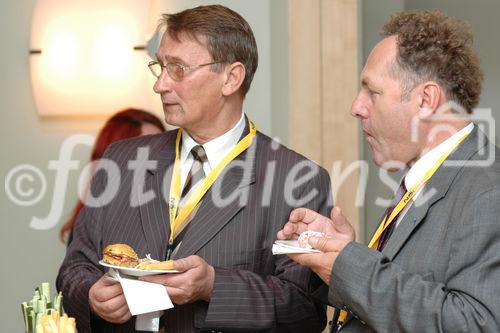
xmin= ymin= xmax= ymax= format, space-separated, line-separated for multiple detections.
xmin=108 ymin=269 xmax=174 ymax=332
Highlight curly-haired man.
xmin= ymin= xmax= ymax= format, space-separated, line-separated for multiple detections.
xmin=278 ymin=9 xmax=500 ymax=332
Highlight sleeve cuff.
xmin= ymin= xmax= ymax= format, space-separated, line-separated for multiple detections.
xmin=327 ymin=241 xmax=384 ymax=308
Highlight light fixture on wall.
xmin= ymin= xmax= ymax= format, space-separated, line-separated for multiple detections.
xmin=30 ymin=0 xmax=161 ymax=117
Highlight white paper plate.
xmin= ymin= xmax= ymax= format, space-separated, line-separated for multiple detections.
xmin=99 ymin=260 xmax=178 ymax=277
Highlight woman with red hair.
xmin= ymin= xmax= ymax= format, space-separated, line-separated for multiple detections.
xmin=60 ymin=108 xmax=166 ymax=243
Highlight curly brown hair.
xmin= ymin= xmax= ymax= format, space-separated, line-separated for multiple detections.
xmin=382 ymin=9 xmax=483 ymax=113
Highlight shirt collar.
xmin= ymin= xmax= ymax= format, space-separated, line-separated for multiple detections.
xmin=180 ymin=112 xmax=246 ymax=170
xmin=404 ymin=122 xmax=474 ymax=190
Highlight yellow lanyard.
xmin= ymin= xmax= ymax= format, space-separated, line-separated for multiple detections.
xmin=368 ymin=132 xmax=470 ymax=249
xmin=168 ymin=119 xmax=257 ymax=247
xmin=335 ymin=133 xmax=470 ymax=327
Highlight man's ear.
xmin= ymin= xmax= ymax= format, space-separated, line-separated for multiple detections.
xmin=222 ymin=62 xmax=246 ymax=96
xmin=417 ymin=81 xmax=441 ymax=120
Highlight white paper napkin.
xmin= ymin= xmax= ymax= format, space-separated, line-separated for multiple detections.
xmin=135 ymin=310 xmax=163 ymax=332
xmin=110 ymin=269 xmax=173 ymax=315
xmin=272 ymin=240 xmax=322 ymax=255
xmin=108 ymin=269 xmax=174 ymax=332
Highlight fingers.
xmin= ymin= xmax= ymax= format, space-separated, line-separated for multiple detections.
xmin=165 ymin=285 xmax=192 ymax=305
xmin=113 ymin=309 xmax=132 ymax=324
xmin=276 ymin=208 xmax=330 ymax=239
xmin=99 ymin=296 xmax=131 ymax=324
xmin=288 ymin=208 xmax=307 ymax=222
xmin=278 ymin=210 xmax=302 ymax=239
xmin=101 ymin=294 xmax=129 ymax=316
xmin=278 ymin=222 xmax=308 ymax=240
xmin=139 ymin=274 xmax=170 ymax=285
xmin=278 ymin=222 xmax=299 ymax=239
xmin=307 ymin=236 xmax=352 ymax=255
xmin=89 ymin=279 xmax=131 ymax=324
xmin=90 ymin=276 xmax=124 ymax=303
xmin=330 ymin=207 xmax=348 ymax=230
xmin=100 ymin=273 xmax=119 ymax=286
xmin=142 ymin=256 xmax=214 ymax=304
xmin=276 ymin=229 xmax=288 ymax=240
xmin=287 ymin=253 xmax=317 ymax=267
xmin=96 ymin=284 xmax=123 ymax=301
xmin=290 ymin=208 xmax=320 ymax=224
xmin=173 ymin=256 xmax=198 ymax=272
xmin=140 ymin=271 xmax=184 ymax=287
xmin=277 ymin=208 xmax=324 ymax=240
xmin=139 ymin=256 xmax=201 ymax=285
xmin=307 ymin=236 xmax=338 ymax=252
xmin=167 ymin=256 xmax=211 ymax=288
xmin=330 ymin=207 xmax=356 ymax=240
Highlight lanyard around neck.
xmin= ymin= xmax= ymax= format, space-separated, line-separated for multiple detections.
xmin=168 ymin=119 xmax=257 ymax=246
xmin=368 ymin=133 xmax=470 ymax=249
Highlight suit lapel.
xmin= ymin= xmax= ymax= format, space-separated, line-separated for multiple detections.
xmin=174 ymin=135 xmax=258 ymax=258
xmin=382 ymin=188 xmax=437 ymax=259
xmin=136 ymin=131 xmax=177 ymax=260
xmin=382 ymin=127 xmax=486 ymax=260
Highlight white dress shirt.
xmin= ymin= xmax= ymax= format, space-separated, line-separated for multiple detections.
xmin=394 ymin=122 xmax=474 ymax=228
xmin=179 ymin=112 xmax=246 ymax=190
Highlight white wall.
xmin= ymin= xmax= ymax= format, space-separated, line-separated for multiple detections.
xmin=0 ymin=1 xmax=286 ymax=331
xmin=270 ymin=0 xmax=289 ymax=144
xmin=0 ymin=1 xmax=85 ymax=332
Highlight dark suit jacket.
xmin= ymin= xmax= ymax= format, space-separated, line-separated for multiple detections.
xmin=327 ymin=127 xmax=500 ymax=332
xmin=57 ymin=127 xmax=332 ymax=333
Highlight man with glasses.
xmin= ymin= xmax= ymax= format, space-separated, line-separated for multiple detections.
xmin=57 ymin=5 xmax=331 ymax=333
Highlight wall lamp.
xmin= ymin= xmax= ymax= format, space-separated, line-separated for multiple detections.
xmin=29 ymin=0 xmax=161 ymax=118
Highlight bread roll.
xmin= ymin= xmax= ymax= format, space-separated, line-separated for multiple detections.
xmin=102 ymin=243 xmax=139 ymax=267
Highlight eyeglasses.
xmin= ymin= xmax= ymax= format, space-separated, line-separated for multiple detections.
xmin=148 ymin=60 xmax=222 ymax=81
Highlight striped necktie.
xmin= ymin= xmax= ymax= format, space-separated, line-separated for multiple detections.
xmin=181 ymin=145 xmax=208 ymax=200
xmin=169 ymin=145 xmax=208 ymax=256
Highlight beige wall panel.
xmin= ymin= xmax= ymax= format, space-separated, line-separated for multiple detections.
xmin=320 ymin=0 xmax=360 ymax=235
xmin=289 ymin=2 xmax=360 ymax=331
xmin=289 ymin=0 xmax=323 ymax=163
xmin=290 ymin=0 xmax=360 ymax=234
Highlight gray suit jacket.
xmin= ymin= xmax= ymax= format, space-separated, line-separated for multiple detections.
xmin=57 ymin=126 xmax=332 ymax=333
xmin=327 ymin=127 xmax=500 ymax=332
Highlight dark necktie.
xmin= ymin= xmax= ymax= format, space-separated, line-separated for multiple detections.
xmin=181 ymin=145 xmax=208 ymax=200
xmin=169 ymin=145 xmax=208 ymax=257
xmin=377 ymin=177 xmax=407 ymax=251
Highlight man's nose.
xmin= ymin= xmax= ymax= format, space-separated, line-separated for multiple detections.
xmin=153 ymin=70 xmax=174 ymax=94
xmin=351 ymin=92 xmax=369 ymax=119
